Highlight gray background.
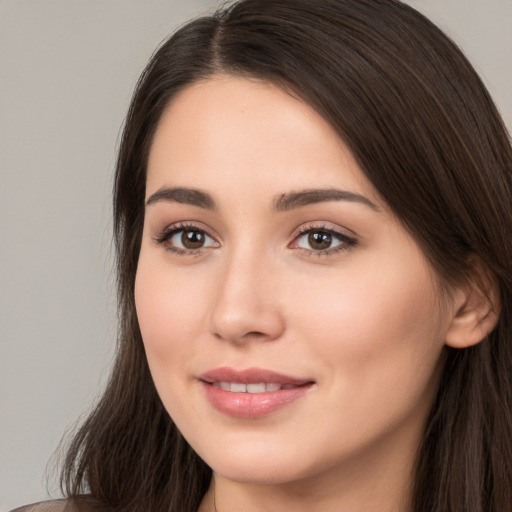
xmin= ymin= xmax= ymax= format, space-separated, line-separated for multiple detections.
xmin=1 ymin=1 xmax=510 ymax=510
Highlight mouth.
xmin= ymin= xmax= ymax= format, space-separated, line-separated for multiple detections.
xmin=208 ymin=382 xmax=303 ymax=393
xmin=199 ymin=367 xmax=315 ymax=418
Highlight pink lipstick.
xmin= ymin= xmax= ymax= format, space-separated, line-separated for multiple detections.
xmin=199 ymin=367 xmax=314 ymax=419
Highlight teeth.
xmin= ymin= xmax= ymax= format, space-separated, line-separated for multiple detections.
xmin=212 ymin=382 xmax=287 ymax=393
xmin=230 ymin=383 xmax=246 ymax=393
xmin=247 ymin=383 xmax=266 ymax=393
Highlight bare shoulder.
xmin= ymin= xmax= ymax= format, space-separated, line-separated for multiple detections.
xmin=9 ymin=500 xmax=72 ymax=512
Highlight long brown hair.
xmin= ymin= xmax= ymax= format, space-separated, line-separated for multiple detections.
xmin=61 ymin=1 xmax=512 ymax=510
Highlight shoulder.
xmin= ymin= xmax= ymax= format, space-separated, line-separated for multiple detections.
xmin=9 ymin=500 xmax=69 ymax=512
xmin=9 ymin=497 xmax=108 ymax=512
xmin=8 ymin=499 xmax=90 ymax=512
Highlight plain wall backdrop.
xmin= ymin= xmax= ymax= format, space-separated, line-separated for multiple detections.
xmin=1 ymin=0 xmax=510 ymax=510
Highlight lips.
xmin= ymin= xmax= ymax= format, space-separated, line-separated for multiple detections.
xmin=199 ymin=367 xmax=314 ymax=418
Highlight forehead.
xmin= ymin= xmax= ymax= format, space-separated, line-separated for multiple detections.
xmin=146 ymin=74 xmax=379 ymax=205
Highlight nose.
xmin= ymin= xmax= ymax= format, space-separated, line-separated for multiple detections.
xmin=207 ymin=251 xmax=285 ymax=344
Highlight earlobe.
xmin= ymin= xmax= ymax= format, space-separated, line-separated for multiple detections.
xmin=445 ymin=267 xmax=501 ymax=349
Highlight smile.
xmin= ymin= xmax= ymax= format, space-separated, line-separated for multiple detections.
xmin=199 ymin=367 xmax=315 ymax=418
xmin=211 ymin=382 xmax=299 ymax=393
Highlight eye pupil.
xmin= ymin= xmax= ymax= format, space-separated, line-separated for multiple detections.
xmin=182 ymin=230 xmax=205 ymax=249
xmin=308 ymin=231 xmax=332 ymax=250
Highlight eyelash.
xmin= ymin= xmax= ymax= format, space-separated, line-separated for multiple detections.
xmin=152 ymin=222 xmax=357 ymax=257
xmin=152 ymin=222 xmax=216 ymax=257
xmin=290 ymin=224 xmax=358 ymax=256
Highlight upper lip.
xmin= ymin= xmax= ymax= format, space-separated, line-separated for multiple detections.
xmin=199 ymin=367 xmax=314 ymax=385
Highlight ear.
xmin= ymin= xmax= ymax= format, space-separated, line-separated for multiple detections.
xmin=445 ymin=261 xmax=501 ymax=349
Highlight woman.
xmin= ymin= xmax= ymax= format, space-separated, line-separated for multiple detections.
xmin=13 ymin=0 xmax=512 ymax=511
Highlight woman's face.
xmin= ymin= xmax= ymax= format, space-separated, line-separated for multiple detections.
xmin=135 ymin=75 xmax=453 ymax=486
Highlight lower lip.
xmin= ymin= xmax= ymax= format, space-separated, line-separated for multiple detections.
xmin=201 ymin=382 xmax=313 ymax=419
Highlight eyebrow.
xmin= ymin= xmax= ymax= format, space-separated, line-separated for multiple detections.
xmin=145 ymin=187 xmax=216 ymax=209
xmin=145 ymin=186 xmax=379 ymax=212
xmin=273 ymin=188 xmax=379 ymax=212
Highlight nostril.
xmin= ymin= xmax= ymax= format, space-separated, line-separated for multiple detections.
xmin=213 ymin=330 xmax=273 ymax=343
xmin=246 ymin=331 xmax=266 ymax=337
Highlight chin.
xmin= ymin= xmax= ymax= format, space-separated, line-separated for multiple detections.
xmin=191 ymin=434 xmax=332 ymax=486
xmin=211 ymin=459 xmax=310 ymax=486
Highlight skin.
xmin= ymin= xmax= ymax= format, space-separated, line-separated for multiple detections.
xmin=135 ymin=75 xmax=479 ymax=512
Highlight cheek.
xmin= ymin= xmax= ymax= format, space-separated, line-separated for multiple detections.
xmin=134 ymin=253 xmax=209 ymax=368
xmin=283 ymin=262 xmax=446 ymax=460
xmin=289 ymin=252 xmax=446 ymax=397
xmin=294 ymin=265 xmax=437 ymax=341
xmin=134 ymin=255 xmax=213 ymax=426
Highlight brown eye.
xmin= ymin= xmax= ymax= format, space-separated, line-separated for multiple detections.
xmin=292 ymin=226 xmax=356 ymax=254
xmin=161 ymin=227 xmax=218 ymax=252
xmin=308 ymin=231 xmax=332 ymax=250
xmin=181 ymin=230 xmax=206 ymax=249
